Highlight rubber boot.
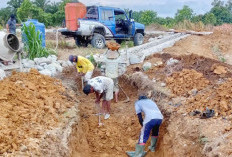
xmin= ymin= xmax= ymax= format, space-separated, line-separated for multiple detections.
xmin=148 ymin=137 xmax=157 ymax=152
xmin=134 ymin=144 xmax=145 ymax=157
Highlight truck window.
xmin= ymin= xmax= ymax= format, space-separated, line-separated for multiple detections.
xmin=101 ymin=9 xmax=113 ymax=21
xmin=115 ymin=11 xmax=127 ymax=21
xmin=86 ymin=6 xmax=99 ymax=20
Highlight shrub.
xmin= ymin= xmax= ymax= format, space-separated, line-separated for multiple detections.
xmin=22 ymin=23 xmax=55 ymax=59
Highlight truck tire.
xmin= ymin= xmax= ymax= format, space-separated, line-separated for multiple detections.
xmin=91 ymin=33 xmax=105 ymax=49
xmin=75 ymin=38 xmax=88 ymax=47
xmin=133 ymin=33 xmax=144 ymax=46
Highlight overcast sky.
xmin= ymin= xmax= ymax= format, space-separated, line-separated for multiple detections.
xmin=0 ymin=0 xmax=225 ymax=17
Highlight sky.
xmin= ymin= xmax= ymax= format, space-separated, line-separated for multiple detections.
xmin=0 ymin=0 xmax=226 ymax=17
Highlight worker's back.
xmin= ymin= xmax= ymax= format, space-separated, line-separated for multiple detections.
xmin=135 ymin=99 xmax=163 ymax=123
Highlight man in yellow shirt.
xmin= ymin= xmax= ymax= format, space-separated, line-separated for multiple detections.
xmin=69 ymin=55 xmax=94 ymax=82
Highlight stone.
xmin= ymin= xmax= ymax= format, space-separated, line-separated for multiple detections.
xmin=20 ymin=145 xmax=27 ymax=152
xmin=67 ymin=61 xmax=73 ymax=66
xmin=47 ymin=55 xmax=57 ymax=62
xmin=143 ymin=62 xmax=152 ymax=71
xmin=39 ymin=63 xmax=47 ymax=67
xmin=44 ymin=64 xmax=56 ymax=76
xmin=166 ymin=58 xmax=179 ymax=66
xmin=161 ymin=82 xmax=166 ymax=87
xmin=34 ymin=57 xmax=52 ymax=65
xmin=35 ymin=65 xmax=44 ymax=71
xmin=23 ymin=60 xmax=35 ymax=68
xmin=0 ymin=69 xmax=6 ymax=80
xmin=39 ymin=69 xmax=52 ymax=76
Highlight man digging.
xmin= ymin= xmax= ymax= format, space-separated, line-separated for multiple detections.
xmin=127 ymin=95 xmax=163 ymax=157
xmin=83 ymin=76 xmax=114 ymax=120
xmin=69 ymin=55 xmax=94 ymax=84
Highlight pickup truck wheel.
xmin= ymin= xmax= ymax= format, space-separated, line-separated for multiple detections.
xmin=91 ymin=33 xmax=105 ymax=49
xmin=134 ymin=33 xmax=144 ymax=46
xmin=75 ymin=39 xmax=88 ymax=47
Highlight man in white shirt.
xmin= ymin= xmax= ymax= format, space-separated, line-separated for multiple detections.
xmin=127 ymin=95 xmax=163 ymax=157
xmin=83 ymin=76 xmax=114 ymax=119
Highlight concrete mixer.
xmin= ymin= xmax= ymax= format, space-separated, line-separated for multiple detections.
xmin=0 ymin=31 xmax=22 ymax=71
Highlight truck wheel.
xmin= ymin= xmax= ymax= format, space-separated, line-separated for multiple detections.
xmin=115 ymin=39 xmax=123 ymax=44
xmin=134 ymin=33 xmax=144 ymax=46
xmin=75 ymin=39 xmax=88 ymax=47
xmin=91 ymin=33 xmax=105 ymax=49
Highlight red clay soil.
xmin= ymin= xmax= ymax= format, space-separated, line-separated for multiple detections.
xmin=0 ymin=69 xmax=74 ymax=155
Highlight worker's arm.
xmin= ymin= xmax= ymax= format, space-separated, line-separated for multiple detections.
xmin=137 ymin=113 xmax=143 ymax=126
xmin=135 ymin=101 xmax=143 ymax=126
xmin=95 ymin=91 xmax=103 ymax=104
xmin=6 ymin=24 xmax=9 ymax=33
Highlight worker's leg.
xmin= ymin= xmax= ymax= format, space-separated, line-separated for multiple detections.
xmin=113 ymin=78 xmax=119 ymax=103
xmin=134 ymin=121 xmax=153 ymax=157
xmin=104 ymin=80 xmax=114 ymax=120
xmin=149 ymin=119 xmax=162 ymax=152
xmin=84 ymin=71 xmax=93 ymax=83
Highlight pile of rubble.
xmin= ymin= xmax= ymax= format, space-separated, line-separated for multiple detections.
xmin=166 ymin=69 xmax=210 ymax=96
xmin=0 ymin=69 xmax=74 ymax=155
xmin=186 ymin=78 xmax=232 ymax=117
xmin=22 ymin=55 xmax=73 ymax=76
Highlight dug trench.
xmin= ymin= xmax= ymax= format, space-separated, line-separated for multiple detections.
xmin=61 ymin=67 xmax=204 ymax=157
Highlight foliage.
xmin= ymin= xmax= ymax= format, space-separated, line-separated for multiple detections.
xmin=0 ymin=25 xmax=3 ymax=30
xmin=203 ymin=13 xmax=217 ymax=25
xmin=120 ymin=41 xmax=134 ymax=48
xmin=175 ymin=5 xmax=194 ymax=23
xmin=22 ymin=23 xmax=53 ymax=59
xmin=0 ymin=7 xmax=12 ymax=25
xmin=7 ymin=0 xmax=24 ymax=13
xmin=210 ymin=5 xmax=232 ymax=25
xmin=139 ymin=10 xmax=157 ymax=25
xmin=33 ymin=0 xmax=50 ymax=11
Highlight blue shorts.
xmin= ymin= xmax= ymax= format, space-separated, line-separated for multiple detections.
xmin=138 ymin=119 xmax=162 ymax=144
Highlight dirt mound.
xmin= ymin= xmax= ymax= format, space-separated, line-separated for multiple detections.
xmin=151 ymin=53 xmax=232 ymax=82
xmin=0 ymin=69 xmax=73 ymax=155
xmin=166 ymin=69 xmax=210 ymax=96
xmin=185 ymin=78 xmax=232 ymax=117
xmin=213 ymin=24 xmax=232 ymax=35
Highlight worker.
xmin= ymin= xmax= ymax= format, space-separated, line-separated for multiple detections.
xmin=83 ymin=76 xmax=114 ymax=120
xmin=128 ymin=95 xmax=163 ymax=156
xmin=69 ymin=55 xmax=94 ymax=83
xmin=6 ymin=14 xmax=20 ymax=35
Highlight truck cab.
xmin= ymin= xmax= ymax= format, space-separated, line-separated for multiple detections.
xmin=61 ymin=5 xmax=145 ymax=49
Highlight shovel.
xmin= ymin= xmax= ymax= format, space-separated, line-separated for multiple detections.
xmin=95 ymin=103 xmax=104 ymax=126
xmin=118 ymin=84 xmax=130 ymax=103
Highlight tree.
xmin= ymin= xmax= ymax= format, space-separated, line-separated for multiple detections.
xmin=17 ymin=0 xmax=34 ymax=22
xmin=33 ymin=0 xmax=50 ymax=11
xmin=7 ymin=0 xmax=24 ymax=13
xmin=211 ymin=0 xmax=224 ymax=7
xmin=175 ymin=5 xmax=193 ymax=23
xmin=203 ymin=13 xmax=217 ymax=25
xmin=210 ymin=5 xmax=232 ymax=25
xmin=139 ymin=10 xmax=157 ymax=25
xmin=45 ymin=2 xmax=59 ymax=14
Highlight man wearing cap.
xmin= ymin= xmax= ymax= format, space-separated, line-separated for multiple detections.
xmin=127 ymin=95 xmax=163 ymax=157
xmin=69 ymin=55 xmax=94 ymax=83
xmin=6 ymin=14 xmax=20 ymax=35
xmin=83 ymin=76 xmax=114 ymax=120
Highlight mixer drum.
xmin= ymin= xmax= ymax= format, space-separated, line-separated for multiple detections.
xmin=0 ymin=32 xmax=20 ymax=61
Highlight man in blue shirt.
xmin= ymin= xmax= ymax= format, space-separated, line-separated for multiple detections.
xmin=6 ymin=14 xmax=20 ymax=35
xmin=128 ymin=95 xmax=163 ymax=157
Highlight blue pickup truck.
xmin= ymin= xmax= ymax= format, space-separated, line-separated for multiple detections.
xmin=61 ymin=6 xmax=145 ymax=49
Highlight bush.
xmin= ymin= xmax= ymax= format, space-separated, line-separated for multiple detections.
xmin=0 ymin=25 xmax=3 ymax=30
xmin=22 ymin=23 xmax=55 ymax=59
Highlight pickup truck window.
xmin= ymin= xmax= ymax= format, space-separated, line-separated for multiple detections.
xmin=101 ymin=9 xmax=114 ymax=21
xmin=86 ymin=6 xmax=99 ymax=19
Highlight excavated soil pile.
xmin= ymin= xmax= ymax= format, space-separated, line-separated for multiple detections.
xmin=0 ymin=69 xmax=73 ymax=155
xmin=186 ymin=78 xmax=232 ymax=117
xmin=149 ymin=53 xmax=232 ymax=82
xmin=166 ymin=69 xmax=210 ymax=96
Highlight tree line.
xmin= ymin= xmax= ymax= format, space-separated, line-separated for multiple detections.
xmin=0 ymin=0 xmax=231 ymax=28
